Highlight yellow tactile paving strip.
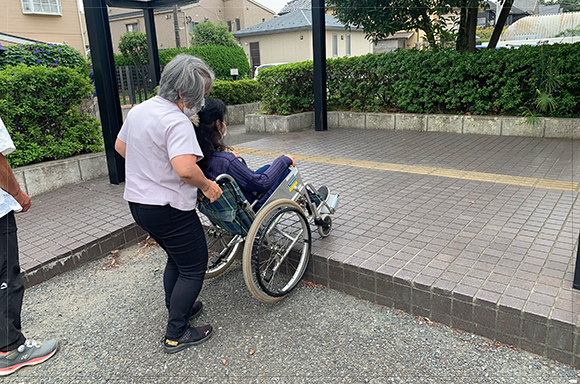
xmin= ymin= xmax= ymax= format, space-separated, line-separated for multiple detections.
xmin=233 ymin=147 xmax=579 ymax=192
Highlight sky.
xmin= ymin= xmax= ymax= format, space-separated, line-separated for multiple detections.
xmin=255 ymin=0 xmax=290 ymax=14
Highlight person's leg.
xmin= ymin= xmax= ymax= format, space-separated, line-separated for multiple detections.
xmin=161 ymin=209 xmax=208 ymax=340
xmin=0 ymin=212 xmax=59 ymax=376
xmin=255 ymin=168 xmax=291 ymax=210
xmin=255 ymin=165 xmax=270 ymax=174
xmin=0 ymin=212 xmax=25 ymax=352
xmin=129 ymin=203 xmax=208 ymax=342
xmin=130 ymin=203 xmax=177 ymax=310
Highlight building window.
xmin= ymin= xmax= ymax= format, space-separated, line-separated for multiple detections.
xmin=235 ymin=18 xmax=241 ymax=31
xmin=126 ymin=23 xmax=139 ymax=32
xmin=332 ymin=34 xmax=338 ymax=56
xmin=346 ymin=34 xmax=351 ymax=56
xmin=21 ymin=0 xmax=62 ymax=15
xmin=227 ymin=21 xmax=232 ymax=32
xmin=188 ymin=21 xmax=198 ymax=33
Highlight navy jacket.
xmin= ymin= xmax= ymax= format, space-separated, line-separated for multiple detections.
xmin=203 ymin=151 xmax=292 ymax=204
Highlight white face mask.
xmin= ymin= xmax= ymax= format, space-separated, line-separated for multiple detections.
xmin=182 ymin=98 xmax=205 ymax=117
xmin=183 ymin=105 xmax=200 ymax=117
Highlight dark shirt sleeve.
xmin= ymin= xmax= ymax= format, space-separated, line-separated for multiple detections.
xmin=227 ymin=155 xmax=292 ymax=192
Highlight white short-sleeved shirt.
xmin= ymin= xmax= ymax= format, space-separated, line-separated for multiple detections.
xmin=0 ymin=118 xmax=22 ymax=218
xmin=118 ymin=96 xmax=203 ymax=211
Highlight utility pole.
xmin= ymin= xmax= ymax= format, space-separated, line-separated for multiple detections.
xmin=173 ymin=5 xmax=181 ymax=48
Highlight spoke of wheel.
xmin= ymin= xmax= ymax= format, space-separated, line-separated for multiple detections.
xmin=270 ymin=230 xmax=302 ymax=274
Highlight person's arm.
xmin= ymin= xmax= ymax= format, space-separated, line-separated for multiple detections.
xmin=0 ymin=153 xmax=31 ymax=212
xmin=115 ymin=138 xmax=126 ymax=159
xmin=171 ymin=154 xmax=222 ymax=202
xmin=228 ymin=154 xmax=293 ymax=192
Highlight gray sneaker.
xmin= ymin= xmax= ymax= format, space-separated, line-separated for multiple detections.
xmin=0 ymin=339 xmax=59 ymax=376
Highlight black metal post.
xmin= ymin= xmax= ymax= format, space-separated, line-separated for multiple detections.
xmin=144 ymin=8 xmax=161 ymax=92
xmin=83 ymin=0 xmax=125 ymax=184
xmin=573 ymin=232 xmax=580 ymax=289
xmin=312 ymin=0 xmax=327 ymax=131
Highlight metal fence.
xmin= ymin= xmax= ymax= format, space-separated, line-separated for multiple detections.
xmin=116 ymin=65 xmax=154 ymax=105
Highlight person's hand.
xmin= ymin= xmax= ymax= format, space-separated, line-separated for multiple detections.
xmin=284 ymin=154 xmax=296 ymax=167
xmin=202 ymin=180 xmax=223 ymax=203
xmin=231 ymin=150 xmax=242 ymax=159
xmin=13 ymin=189 xmax=31 ymax=212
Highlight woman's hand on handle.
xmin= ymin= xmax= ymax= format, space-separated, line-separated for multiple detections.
xmin=201 ymin=181 xmax=222 ymax=203
xmin=171 ymin=154 xmax=223 ymax=202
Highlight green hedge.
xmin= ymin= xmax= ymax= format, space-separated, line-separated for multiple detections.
xmin=0 ymin=43 xmax=88 ymax=75
xmin=0 ymin=65 xmax=103 ymax=168
xmin=115 ymin=45 xmax=251 ymax=80
xmin=209 ymin=79 xmax=263 ymax=105
xmin=258 ymin=43 xmax=580 ymax=117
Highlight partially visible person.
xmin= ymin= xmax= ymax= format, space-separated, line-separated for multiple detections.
xmin=194 ymin=98 xmax=295 ymax=209
xmin=0 ymin=116 xmax=59 ymax=376
xmin=88 ymin=65 xmax=97 ymax=97
xmin=114 ymin=54 xmax=222 ymax=354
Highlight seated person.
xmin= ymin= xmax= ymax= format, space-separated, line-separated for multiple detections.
xmin=194 ymin=98 xmax=295 ymax=210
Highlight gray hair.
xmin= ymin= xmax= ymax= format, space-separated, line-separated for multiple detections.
xmin=158 ymin=54 xmax=215 ymax=108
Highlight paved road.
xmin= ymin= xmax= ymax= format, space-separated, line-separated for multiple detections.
xmin=6 ymin=241 xmax=580 ymax=383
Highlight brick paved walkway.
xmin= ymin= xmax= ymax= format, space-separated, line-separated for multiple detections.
xmin=15 ymin=128 xmax=580 ymax=366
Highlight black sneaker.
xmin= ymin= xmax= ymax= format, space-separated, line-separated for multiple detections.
xmin=163 ymin=325 xmax=213 ymax=354
xmin=0 ymin=339 xmax=59 ymax=376
xmin=187 ymin=301 xmax=203 ymax=321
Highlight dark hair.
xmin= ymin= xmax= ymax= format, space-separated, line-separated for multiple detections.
xmin=194 ymin=97 xmax=228 ymax=171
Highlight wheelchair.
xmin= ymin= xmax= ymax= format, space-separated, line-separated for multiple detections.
xmin=197 ymin=166 xmax=339 ymax=302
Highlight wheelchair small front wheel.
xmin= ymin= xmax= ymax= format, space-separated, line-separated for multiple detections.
xmin=203 ymin=221 xmax=242 ymax=280
xmin=317 ymin=214 xmax=333 ymax=238
xmin=242 ymin=199 xmax=311 ymax=302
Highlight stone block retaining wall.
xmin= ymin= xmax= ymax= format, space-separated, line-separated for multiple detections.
xmin=13 ymin=153 xmax=108 ymax=197
xmin=245 ymin=111 xmax=579 ymax=139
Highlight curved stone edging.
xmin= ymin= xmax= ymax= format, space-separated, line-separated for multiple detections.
xmin=245 ymin=111 xmax=580 ymax=139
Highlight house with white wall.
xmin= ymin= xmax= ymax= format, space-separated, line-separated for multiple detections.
xmin=233 ymin=9 xmax=372 ymax=74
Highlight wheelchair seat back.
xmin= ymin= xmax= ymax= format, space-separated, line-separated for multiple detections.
xmin=197 ymin=177 xmax=254 ymax=237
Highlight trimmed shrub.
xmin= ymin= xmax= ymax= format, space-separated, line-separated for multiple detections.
xmin=209 ymin=79 xmax=263 ymax=105
xmin=0 ymin=65 xmax=103 ymax=167
xmin=258 ymin=43 xmax=580 ymax=117
xmin=259 ymin=62 xmax=313 ymax=115
xmin=115 ymin=45 xmax=251 ymax=80
xmin=0 ymin=43 xmax=88 ymax=75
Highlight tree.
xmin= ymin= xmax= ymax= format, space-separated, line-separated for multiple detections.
xmin=328 ymin=0 xmax=478 ymax=50
xmin=118 ymin=31 xmax=148 ymax=66
xmin=190 ymin=21 xmax=237 ymax=47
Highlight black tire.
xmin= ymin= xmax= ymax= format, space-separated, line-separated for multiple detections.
xmin=317 ymin=214 xmax=333 ymax=238
xmin=242 ymin=199 xmax=311 ymax=302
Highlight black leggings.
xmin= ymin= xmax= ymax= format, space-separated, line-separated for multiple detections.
xmin=129 ymin=203 xmax=208 ymax=339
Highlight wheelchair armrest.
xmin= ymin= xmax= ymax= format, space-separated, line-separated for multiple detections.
xmin=215 ymin=174 xmax=236 ymax=184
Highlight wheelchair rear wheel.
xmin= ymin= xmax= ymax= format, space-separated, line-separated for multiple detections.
xmin=203 ymin=220 xmax=242 ymax=280
xmin=242 ymin=199 xmax=311 ymax=302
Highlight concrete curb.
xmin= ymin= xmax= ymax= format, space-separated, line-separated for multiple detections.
xmin=245 ymin=111 xmax=580 ymax=139
xmin=304 ymin=253 xmax=580 ymax=368
xmin=22 ymin=223 xmax=148 ymax=288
